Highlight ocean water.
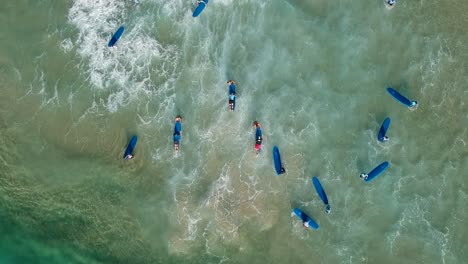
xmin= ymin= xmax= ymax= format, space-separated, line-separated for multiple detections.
xmin=0 ymin=0 xmax=467 ymax=263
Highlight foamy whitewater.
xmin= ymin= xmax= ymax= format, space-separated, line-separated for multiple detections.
xmin=0 ymin=0 xmax=467 ymax=263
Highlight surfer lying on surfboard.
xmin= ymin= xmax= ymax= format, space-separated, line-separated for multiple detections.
xmin=312 ymin=176 xmax=331 ymax=214
xmin=174 ymin=115 xmax=182 ymax=152
xmin=253 ymin=121 xmax=263 ymax=154
xmin=227 ymin=80 xmax=236 ymax=111
xmin=378 ymin=117 xmax=391 ymax=142
xmin=124 ymin=135 xmax=137 ymax=160
xmin=387 ymin=87 xmax=418 ymax=110
xmin=360 ymin=161 xmax=389 ymax=182
xmin=293 ymin=208 xmax=319 ymax=230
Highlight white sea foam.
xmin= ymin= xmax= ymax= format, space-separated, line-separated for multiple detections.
xmin=67 ymin=0 xmax=179 ymax=113
xmin=60 ymin=38 xmax=74 ymax=53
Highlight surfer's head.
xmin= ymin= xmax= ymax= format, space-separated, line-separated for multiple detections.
xmin=409 ymin=101 xmax=418 ymax=110
xmin=325 ymin=205 xmax=331 ymax=214
xmin=383 ymin=136 xmax=389 ymax=142
xmin=359 ymin=173 xmax=368 ymax=179
xmin=175 ymin=115 xmax=182 ymax=122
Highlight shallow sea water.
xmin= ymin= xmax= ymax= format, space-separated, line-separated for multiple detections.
xmin=0 ymin=0 xmax=467 ymax=263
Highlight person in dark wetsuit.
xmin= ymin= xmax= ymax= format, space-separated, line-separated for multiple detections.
xmin=174 ymin=115 xmax=182 ymax=152
xmin=379 ymin=136 xmax=389 ymax=142
xmin=253 ymin=121 xmax=263 ymax=154
xmin=385 ymin=0 xmax=396 ymax=9
xmin=359 ymin=173 xmax=368 ymax=180
xmin=227 ymin=80 xmax=236 ymax=111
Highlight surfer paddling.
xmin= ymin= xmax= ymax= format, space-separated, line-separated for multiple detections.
xmin=253 ymin=121 xmax=263 ymax=154
xmin=387 ymin=87 xmax=418 ymax=110
xmin=174 ymin=115 xmax=182 ymax=152
xmin=123 ymin=135 xmax=137 ymax=160
xmin=227 ymin=80 xmax=236 ymax=111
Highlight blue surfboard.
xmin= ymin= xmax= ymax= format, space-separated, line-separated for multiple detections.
xmin=123 ymin=135 xmax=137 ymax=159
xmin=273 ymin=146 xmax=284 ymax=175
xmin=108 ymin=26 xmax=125 ymax=47
xmin=192 ymin=0 xmax=208 ymax=17
xmin=387 ymin=87 xmax=418 ymax=109
xmin=362 ymin=161 xmax=389 ymax=182
xmin=293 ymin=208 xmax=319 ymax=230
xmin=312 ymin=176 xmax=331 ymax=213
xmin=378 ymin=117 xmax=391 ymax=142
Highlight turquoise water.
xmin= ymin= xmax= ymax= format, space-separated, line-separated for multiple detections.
xmin=1 ymin=0 xmax=467 ymax=263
